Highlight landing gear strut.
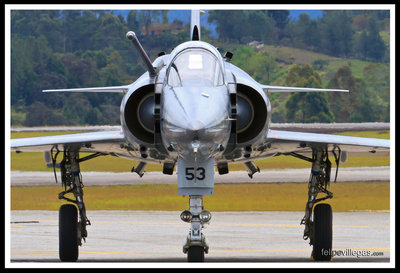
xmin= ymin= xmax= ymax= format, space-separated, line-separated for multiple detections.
xmin=298 ymin=147 xmax=334 ymax=261
xmin=56 ymin=149 xmax=91 ymax=262
xmin=181 ymin=195 xmax=211 ymax=262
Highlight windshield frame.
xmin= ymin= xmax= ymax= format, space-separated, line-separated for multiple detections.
xmin=166 ymin=48 xmax=225 ymax=88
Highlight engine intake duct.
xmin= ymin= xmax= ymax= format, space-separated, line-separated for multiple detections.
xmin=123 ymin=84 xmax=155 ymax=144
xmin=236 ymin=84 xmax=267 ymax=143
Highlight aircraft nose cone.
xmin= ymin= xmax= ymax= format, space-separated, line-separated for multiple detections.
xmin=161 ymin=85 xmax=231 ymax=160
xmin=163 ymin=86 xmax=229 ymax=131
xmin=187 ymin=119 xmax=206 ymax=131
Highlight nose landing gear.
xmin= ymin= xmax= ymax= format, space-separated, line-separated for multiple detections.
xmin=181 ymin=195 xmax=211 ymax=262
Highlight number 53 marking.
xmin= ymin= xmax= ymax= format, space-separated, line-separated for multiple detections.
xmin=185 ymin=167 xmax=205 ymax=180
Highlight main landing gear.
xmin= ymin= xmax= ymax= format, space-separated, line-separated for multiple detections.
xmin=181 ymin=195 xmax=211 ymax=262
xmin=54 ymin=149 xmax=92 ymax=262
xmin=299 ymin=147 xmax=334 ymax=261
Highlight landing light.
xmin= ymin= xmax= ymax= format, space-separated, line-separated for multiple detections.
xmin=180 ymin=210 xmax=192 ymax=222
xmin=199 ymin=210 xmax=212 ymax=222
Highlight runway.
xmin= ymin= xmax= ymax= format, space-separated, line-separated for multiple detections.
xmin=8 ymin=165 xmax=392 ymax=266
xmin=9 ymin=210 xmax=391 ymax=266
xmin=10 ymin=166 xmax=390 ymax=186
xmin=10 ymin=123 xmax=390 ymax=134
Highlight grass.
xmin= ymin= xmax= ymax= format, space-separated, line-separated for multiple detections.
xmin=10 ymin=130 xmax=390 ymax=172
xmin=260 ymin=44 xmax=389 ymax=88
xmin=10 ymin=129 xmax=390 ymax=211
xmin=11 ymin=130 xmax=86 ymax=138
xmin=9 ymin=150 xmax=390 ymax=173
xmin=11 ymin=182 xmax=389 ymax=212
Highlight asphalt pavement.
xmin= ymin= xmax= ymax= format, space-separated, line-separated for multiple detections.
xmin=10 ymin=166 xmax=390 ymax=186
xmin=8 ymin=210 xmax=391 ymax=266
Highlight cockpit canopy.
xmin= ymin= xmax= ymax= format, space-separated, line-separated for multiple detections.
xmin=167 ymin=48 xmax=224 ymax=88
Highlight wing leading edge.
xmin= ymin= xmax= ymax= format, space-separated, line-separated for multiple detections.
xmin=42 ymin=85 xmax=130 ymax=93
xmin=11 ymin=130 xmax=125 ymax=152
xmin=261 ymin=85 xmax=349 ymax=93
xmin=266 ymin=129 xmax=390 ymax=156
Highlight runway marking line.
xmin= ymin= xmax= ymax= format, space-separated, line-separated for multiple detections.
xmin=10 ymin=225 xmax=24 ymax=228
xmin=81 ymin=250 xmax=182 ymax=255
xmin=334 ymin=225 xmax=389 ymax=229
xmin=121 ymin=222 xmax=389 ymax=229
xmin=11 ymin=221 xmax=389 ymax=230
xmin=12 ymin=248 xmax=389 ymax=256
xmin=11 ymin=251 xmax=58 ymax=256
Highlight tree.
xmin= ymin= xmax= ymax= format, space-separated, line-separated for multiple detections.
xmin=11 ymin=35 xmax=37 ymax=106
xmin=208 ymin=10 xmax=278 ymax=44
xmin=231 ymin=46 xmax=277 ymax=83
xmin=268 ymin=10 xmax=290 ymax=30
xmin=37 ymin=12 xmax=63 ymax=52
xmin=93 ymin=13 xmax=128 ymax=50
xmin=60 ymin=10 xmax=83 ymax=53
xmin=208 ymin=10 xmax=246 ymax=42
xmin=127 ymin=10 xmax=139 ymax=31
xmin=290 ymin=13 xmax=320 ymax=51
xmin=23 ymin=101 xmax=71 ymax=126
xmin=138 ymin=10 xmax=161 ymax=36
xmin=61 ymin=53 xmax=98 ymax=88
xmin=285 ymin=64 xmax=334 ymax=123
xmin=161 ymin=10 xmax=169 ymax=24
xmin=365 ymin=17 xmax=386 ymax=61
xmin=10 ymin=9 xmax=389 ymax=127
xmin=354 ymin=15 xmax=386 ymax=61
xmin=327 ymin=65 xmax=358 ymax=122
xmin=328 ymin=65 xmax=388 ymax=122
xmin=319 ymin=11 xmax=353 ymax=57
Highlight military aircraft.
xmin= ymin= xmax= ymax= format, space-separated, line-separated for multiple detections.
xmin=11 ymin=10 xmax=390 ymax=262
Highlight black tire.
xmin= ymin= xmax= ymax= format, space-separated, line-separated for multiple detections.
xmin=312 ymin=203 xmax=333 ymax=261
xmin=59 ymin=204 xmax=79 ymax=262
xmin=187 ymin=246 xmax=205 ymax=262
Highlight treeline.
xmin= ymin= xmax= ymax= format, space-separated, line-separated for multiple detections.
xmin=10 ymin=9 xmax=390 ymax=126
xmin=11 ymin=10 xmax=188 ymax=126
xmin=281 ymin=63 xmax=389 ymax=123
xmin=208 ymin=10 xmax=389 ymax=62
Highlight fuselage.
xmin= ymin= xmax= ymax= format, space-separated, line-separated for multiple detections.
xmin=160 ymin=41 xmax=231 ymax=161
xmin=120 ymin=38 xmax=271 ymax=165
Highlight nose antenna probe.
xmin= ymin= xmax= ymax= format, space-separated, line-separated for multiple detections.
xmin=126 ymin=31 xmax=157 ymax=78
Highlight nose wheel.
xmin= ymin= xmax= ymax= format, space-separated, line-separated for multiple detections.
xmin=187 ymin=246 xmax=205 ymax=262
xmin=181 ymin=195 xmax=211 ymax=262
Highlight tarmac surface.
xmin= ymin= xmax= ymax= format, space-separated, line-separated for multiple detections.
xmin=8 ymin=150 xmax=392 ymax=266
xmin=8 ymin=210 xmax=391 ymax=266
xmin=10 ymin=166 xmax=390 ymax=186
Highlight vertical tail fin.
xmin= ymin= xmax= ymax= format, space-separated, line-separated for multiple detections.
xmin=190 ymin=10 xmax=204 ymax=41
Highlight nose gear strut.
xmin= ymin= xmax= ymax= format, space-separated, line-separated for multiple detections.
xmin=181 ymin=195 xmax=211 ymax=262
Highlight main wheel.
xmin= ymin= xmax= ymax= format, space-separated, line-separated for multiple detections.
xmin=59 ymin=204 xmax=79 ymax=262
xmin=187 ymin=246 xmax=205 ymax=262
xmin=312 ymin=203 xmax=333 ymax=261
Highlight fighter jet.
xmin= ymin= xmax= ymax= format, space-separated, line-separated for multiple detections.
xmin=11 ymin=10 xmax=390 ymax=262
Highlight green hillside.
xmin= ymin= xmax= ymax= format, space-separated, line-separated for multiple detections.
xmin=10 ymin=9 xmax=390 ymax=126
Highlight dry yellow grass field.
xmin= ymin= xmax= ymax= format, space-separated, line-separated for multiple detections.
xmin=11 ymin=181 xmax=389 ymax=212
xmin=10 ymin=130 xmax=390 ymax=211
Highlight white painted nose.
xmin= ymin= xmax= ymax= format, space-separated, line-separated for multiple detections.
xmin=161 ymin=85 xmax=231 ymax=161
